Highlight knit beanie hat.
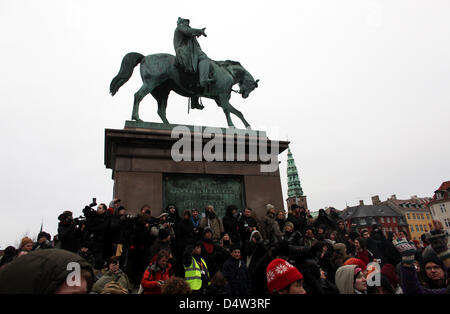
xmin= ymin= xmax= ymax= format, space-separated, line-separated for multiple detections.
xmin=285 ymin=222 xmax=294 ymax=229
xmin=344 ymin=257 xmax=367 ymax=271
xmin=266 ymin=258 xmax=303 ymax=294
xmin=334 ymin=243 xmax=347 ymax=255
xmin=20 ymin=237 xmax=33 ymax=249
xmin=230 ymin=243 xmax=241 ymax=253
xmin=249 ymin=230 xmax=262 ymax=242
xmin=158 ymin=228 xmax=171 ymax=240
xmin=203 ymin=227 xmax=213 ymax=236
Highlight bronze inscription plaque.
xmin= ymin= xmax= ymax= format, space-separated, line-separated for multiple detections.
xmin=163 ymin=173 xmax=246 ymax=218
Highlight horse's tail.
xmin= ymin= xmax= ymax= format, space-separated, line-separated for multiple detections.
xmin=110 ymin=52 xmax=144 ymax=96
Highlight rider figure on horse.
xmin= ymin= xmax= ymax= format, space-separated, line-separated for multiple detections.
xmin=173 ymin=17 xmax=215 ymax=110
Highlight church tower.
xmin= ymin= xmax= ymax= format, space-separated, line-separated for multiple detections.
xmin=286 ymin=148 xmax=308 ymax=211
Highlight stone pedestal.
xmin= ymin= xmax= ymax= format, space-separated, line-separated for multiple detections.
xmin=104 ymin=121 xmax=289 ymax=219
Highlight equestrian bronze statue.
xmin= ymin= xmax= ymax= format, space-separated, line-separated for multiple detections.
xmin=110 ymin=17 xmax=259 ymax=129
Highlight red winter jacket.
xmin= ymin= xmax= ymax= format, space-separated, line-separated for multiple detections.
xmin=141 ymin=262 xmax=174 ymax=294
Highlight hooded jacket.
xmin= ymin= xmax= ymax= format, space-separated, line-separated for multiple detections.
xmin=0 ymin=249 xmax=93 ymax=294
xmin=335 ymin=264 xmax=358 ymax=294
xmin=259 ymin=211 xmax=283 ymax=245
xmin=92 ymin=269 xmax=131 ymax=294
xmin=200 ymin=210 xmax=224 ymax=242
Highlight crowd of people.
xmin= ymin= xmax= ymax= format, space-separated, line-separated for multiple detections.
xmin=0 ymin=199 xmax=449 ymax=295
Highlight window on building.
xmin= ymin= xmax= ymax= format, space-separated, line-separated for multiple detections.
xmin=360 ymin=218 xmax=366 ymax=225
xmin=395 ymin=227 xmax=398 ymax=233
xmin=380 ymin=217 xmax=384 ymax=223
xmin=410 ymin=225 xmax=414 ymax=232
xmin=416 ymin=225 xmax=419 ymax=232
xmin=412 ymin=213 xmax=416 ymax=219
xmin=421 ymin=214 xmax=424 ymax=220
xmin=407 ymin=213 xmax=410 ymax=219
xmin=419 ymin=225 xmax=423 ymax=232
xmin=392 ymin=217 xmax=397 ymax=223
xmin=426 ymin=213 xmax=430 ymax=220
xmin=386 ymin=217 xmax=391 ymax=223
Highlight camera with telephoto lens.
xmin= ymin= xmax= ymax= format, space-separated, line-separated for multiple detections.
xmin=89 ymin=197 xmax=97 ymax=208
xmin=73 ymin=215 xmax=86 ymax=227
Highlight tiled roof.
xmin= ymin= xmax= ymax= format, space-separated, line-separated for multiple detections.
xmin=429 ymin=180 xmax=450 ymax=205
xmin=436 ymin=181 xmax=450 ymax=192
xmin=340 ymin=204 xmax=402 ymax=220
xmin=390 ymin=198 xmax=432 ymax=211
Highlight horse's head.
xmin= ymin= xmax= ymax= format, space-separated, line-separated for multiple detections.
xmin=240 ymin=78 xmax=259 ymax=99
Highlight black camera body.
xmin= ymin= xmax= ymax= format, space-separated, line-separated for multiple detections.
xmin=73 ymin=215 xmax=86 ymax=227
xmin=89 ymin=197 xmax=97 ymax=208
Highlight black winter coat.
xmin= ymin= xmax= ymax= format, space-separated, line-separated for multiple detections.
xmin=222 ymin=258 xmax=250 ymax=295
xmin=287 ymin=213 xmax=306 ymax=233
xmin=83 ymin=207 xmax=112 ymax=250
xmin=237 ymin=215 xmax=258 ymax=244
xmin=110 ymin=214 xmax=132 ymax=245
xmin=57 ymin=221 xmax=81 ymax=253
xmin=222 ymin=214 xmax=240 ymax=244
xmin=175 ymin=219 xmax=195 ymax=248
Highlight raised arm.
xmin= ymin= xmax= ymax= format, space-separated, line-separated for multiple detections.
xmin=176 ymin=24 xmax=206 ymax=38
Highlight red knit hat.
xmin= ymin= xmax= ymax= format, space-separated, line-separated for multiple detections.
xmin=343 ymin=257 xmax=367 ymax=271
xmin=266 ymin=258 xmax=303 ymax=293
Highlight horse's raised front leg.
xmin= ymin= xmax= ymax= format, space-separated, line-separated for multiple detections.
xmin=215 ymin=97 xmax=235 ymax=127
xmin=226 ymin=102 xmax=251 ymax=129
xmin=132 ymin=83 xmax=154 ymax=122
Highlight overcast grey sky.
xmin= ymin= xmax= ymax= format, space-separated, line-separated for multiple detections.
xmin=1 ymin=0 xmax=449 ymax=248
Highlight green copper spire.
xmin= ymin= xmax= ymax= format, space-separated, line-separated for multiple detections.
xmin=287 ymin=148 xmax=304 ymax=197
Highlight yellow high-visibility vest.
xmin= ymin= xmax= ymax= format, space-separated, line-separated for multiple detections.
xmin=184 ymin=257 xmax=209 ymax=290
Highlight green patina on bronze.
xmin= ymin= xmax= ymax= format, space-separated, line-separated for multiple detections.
xmin=163 ymin=174 xmax=246 ymax=217
xmin=110 ymin=17 xmax=259 ymax=129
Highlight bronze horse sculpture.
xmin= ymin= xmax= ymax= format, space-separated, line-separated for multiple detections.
xmin=110 ymin=52 xmax=259 ymax=128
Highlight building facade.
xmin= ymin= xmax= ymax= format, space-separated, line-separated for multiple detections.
xmin=340 ymin=200 xmax=409 ymax=236
xmin=428 ymin=181 xmax=450 ymax=233
xmin=383 ymin=195 xmax=433 ymax=241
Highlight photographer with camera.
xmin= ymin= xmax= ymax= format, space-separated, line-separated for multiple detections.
xmin=82 ymin=200 xmax=113 ymax=273
xmin=92 ymin=256 xmax=132 ymax=294
xmin=110 ymin=205 xmax=134 ymax=270
xmin=237 ymin=207 xmax=259 ymax=247
xmin=141 ymin=249 xmax=174 ymax=294
xmin=128 ymin=204 xmax=158 ymax=287
xmin=57 ymin=210 xmax=82 ymax=253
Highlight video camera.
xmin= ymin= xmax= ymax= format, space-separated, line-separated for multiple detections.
xmin=89 ymin=197 xmax=97 ymax=208
xmin=82 ymin=197 xmax=98 ymax=216
xmin=73 ymin=215 xmax=86 ymax=227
